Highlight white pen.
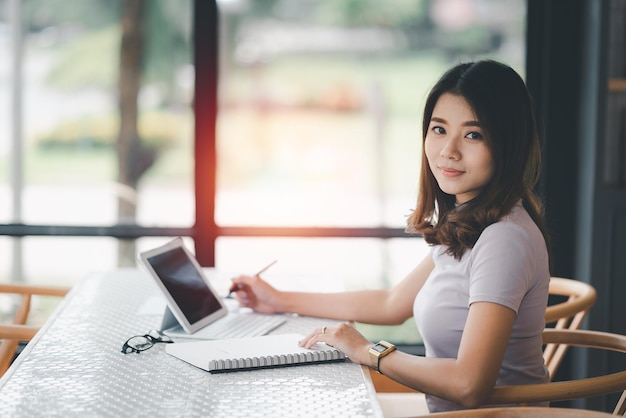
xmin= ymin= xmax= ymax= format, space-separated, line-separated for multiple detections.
xmin=227 ymin=259 xmax=277 ymax=297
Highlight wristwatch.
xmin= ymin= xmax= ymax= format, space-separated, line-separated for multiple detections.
xmin=368 ymin=340 xmax=396 ymax=374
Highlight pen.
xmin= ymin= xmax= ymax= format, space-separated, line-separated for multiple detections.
xmin=226 ymin=259 xmax=277 ymax=298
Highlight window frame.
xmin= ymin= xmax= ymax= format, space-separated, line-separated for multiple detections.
xmin=0 ymin=0 xmax=410 ymax=273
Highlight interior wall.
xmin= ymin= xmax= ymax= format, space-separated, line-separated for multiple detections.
xmin=527 ymin=0 xmax=626 ymax=412
xmin=526 ymin=0 xmax=585 ymax=281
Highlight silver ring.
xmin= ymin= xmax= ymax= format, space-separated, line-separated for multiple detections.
xmin=321 ymin=326 xmax=327 ymax=334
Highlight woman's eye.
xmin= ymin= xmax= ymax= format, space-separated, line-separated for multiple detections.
xmin=466 ymin=131 xmax=483 ymax=140
xmin=432 ymin=126 xmax=445 ymax=135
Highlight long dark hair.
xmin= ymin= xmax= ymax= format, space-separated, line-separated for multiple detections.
xmin=406 ymin=60 xmax=550 ymax=262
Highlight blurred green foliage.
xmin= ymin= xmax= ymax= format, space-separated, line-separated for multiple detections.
xmin=30 ymin=0 xmax=191 ymax=103
xmin=34 ymin=111 xmax=190 ymax=150
xmin=44 ymin=26 xmax=118 ymax=90
xmin=314 ymin=0 xmax=428 ymax=27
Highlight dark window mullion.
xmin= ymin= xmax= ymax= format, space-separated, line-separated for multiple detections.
xmin=193 ymin=0 xmax=219 ymax=266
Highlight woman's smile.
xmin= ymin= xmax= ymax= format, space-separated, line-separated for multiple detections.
xmin=438 ymin=166 xmax=465 ymax=177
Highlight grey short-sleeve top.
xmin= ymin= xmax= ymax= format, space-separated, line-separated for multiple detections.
xmin=413 ymin=201 xmax=550 ymax=412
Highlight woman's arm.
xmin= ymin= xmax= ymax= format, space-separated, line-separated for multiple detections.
xmin=375 ymin=301 xmax=515 ymax=409
xmin=230 ymin=254 xmax=435 ymax=325
xmin=301 ymin=300 xmax=515 ymax=409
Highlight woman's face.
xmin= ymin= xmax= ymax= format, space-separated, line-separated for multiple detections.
xmin=425 ymin=93 xmax=495 ymax=204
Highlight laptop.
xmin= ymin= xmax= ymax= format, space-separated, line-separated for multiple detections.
xmin=138 ymin=237 xmax=286 ymax=340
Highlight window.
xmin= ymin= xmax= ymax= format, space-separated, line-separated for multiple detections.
xmin=0 ymin=0 xmax=193 ymax=292
xmin=1 ymin=0 xmax=526 ymax=342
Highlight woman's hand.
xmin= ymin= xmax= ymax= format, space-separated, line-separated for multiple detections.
xmin=299 ymin=322 xmax=372 ymax=365
xmin=229 ymin=274 xmax=282 ymax=314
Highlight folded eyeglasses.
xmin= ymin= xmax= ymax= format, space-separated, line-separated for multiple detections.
xmin=121 ymin=329 xmax=173 ymax=354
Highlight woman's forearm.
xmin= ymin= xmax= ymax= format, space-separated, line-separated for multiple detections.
xmin=274 ymin=289 xmax=409 ymax=325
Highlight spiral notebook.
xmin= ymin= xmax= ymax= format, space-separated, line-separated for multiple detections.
xmin=165 ymin=333 xmax=347 ymax=373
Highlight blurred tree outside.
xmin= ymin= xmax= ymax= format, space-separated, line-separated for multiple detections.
xmin=23 ymin=0 xmax=192 ymax=266
xmin=114 ymin=0 xmax=191 ymax=265
xmin=116 ymin=0 xmax=146 ymax=265
xmin=36 ymin=0 xmax=191 ymax=99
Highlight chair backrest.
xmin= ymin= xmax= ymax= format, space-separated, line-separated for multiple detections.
xmin=544 ymin=277 xmax=597 ymax=378
xmin=487 ymin=329 xmax=626 ymax=415
xmin=0 ymin=283 xmax=68 ymax=376
xmin=428 ymin=406 xmax=615 ymax=417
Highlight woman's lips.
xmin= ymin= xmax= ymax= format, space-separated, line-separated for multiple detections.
xmin=439 ymin=166 xmax=464 ymax=177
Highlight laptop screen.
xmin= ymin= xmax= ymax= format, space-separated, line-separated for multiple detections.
xmin=146 ymin=246 xmax=223 ymax=326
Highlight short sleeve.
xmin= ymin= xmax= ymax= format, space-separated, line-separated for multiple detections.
xmin=468 ymin=222 xmax=537 ymax=313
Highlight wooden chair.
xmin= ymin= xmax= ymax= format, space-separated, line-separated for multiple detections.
xmin=0 ymin=283 xmax=69 ymax=376
xmin=415 ymin=330 xmax=626 ymax=417
xmin=374 ymin=277 xmax=599 ymax=417
xmin=374 ymin=278 xmax=597 ymax=391
xmin=427 ymin=406 xmax=615 ymax=417
xmin=486 ymin=329 xmax=626 ymax=415
xmin=544 ymin=277 xmax=597 ymax=378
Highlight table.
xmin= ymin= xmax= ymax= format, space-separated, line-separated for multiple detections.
xmin=0 ymin=269 xmax=383 ymax=417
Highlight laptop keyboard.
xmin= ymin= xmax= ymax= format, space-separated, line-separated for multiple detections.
xmin=203 ymin=314 xmax=286 ymax=339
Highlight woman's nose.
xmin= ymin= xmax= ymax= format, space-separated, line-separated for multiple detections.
xmin=440 ymin=138 xmax=460 ymax=160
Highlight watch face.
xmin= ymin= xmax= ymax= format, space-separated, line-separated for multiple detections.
xmin=372 ymin=343 xmax=388 ymax=353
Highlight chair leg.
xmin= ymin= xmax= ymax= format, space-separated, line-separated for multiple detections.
xmin=0 ymin=340 xmax=20 ymax=377
xmin=614 ymin=390 xmax=626 ymax=415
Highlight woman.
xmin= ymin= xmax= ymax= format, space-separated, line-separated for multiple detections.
xmin=230 ymin=60 xmax=551 ymax=413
